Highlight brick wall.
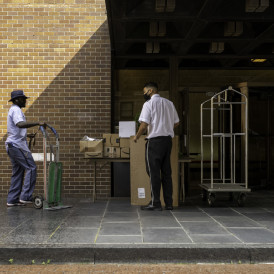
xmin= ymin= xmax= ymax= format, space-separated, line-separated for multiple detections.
xmin=0 ymin=0 xmax=111 ymax=199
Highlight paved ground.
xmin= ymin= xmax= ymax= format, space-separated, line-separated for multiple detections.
xmin=1 ymin=190 xmax=274 ymax=264
xmin=1 ymin=264 xmax=274 ymax=273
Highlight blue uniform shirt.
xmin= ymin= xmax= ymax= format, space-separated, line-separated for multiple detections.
xmin=5 ymin=104 xmax=30 ymax=152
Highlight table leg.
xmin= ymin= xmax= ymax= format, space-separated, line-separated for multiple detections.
xmin=180 ymin=162 xmax=185 ymax=203
xmin=93 ymin=161 xmax=97 ymax=202
xmin=182 ymin=163 xmax=185 ymax=203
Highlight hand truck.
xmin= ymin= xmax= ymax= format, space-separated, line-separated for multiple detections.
xmin=33 ymin=124 xmax=72 ymax=210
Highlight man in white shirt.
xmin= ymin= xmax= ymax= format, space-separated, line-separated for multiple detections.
xmin=5 ymin=90 xmax=46 ymax=207
xmin=134 ymin=82 xmax=179 ymax=211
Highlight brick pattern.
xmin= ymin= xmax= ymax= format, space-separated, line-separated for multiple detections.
xmin=0 ymin=0 xmax=111 ymax=198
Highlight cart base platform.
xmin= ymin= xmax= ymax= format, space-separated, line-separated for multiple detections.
xmin=199 ymin=183 xmax=251 ymax=207
xmin=200 ymin=183 xmax=251 ymax=192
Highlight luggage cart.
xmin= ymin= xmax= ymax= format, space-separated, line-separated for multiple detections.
xmin=200 ymin=86 xmax=251 ymax=206
xmin=33 ymin=125 xmax=72 ymax=210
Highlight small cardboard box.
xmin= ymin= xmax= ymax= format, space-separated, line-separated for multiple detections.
xmin=130 ymin=136 xmax=179 ymax=206
xmin=121 ymin=147 xmax=130 ymax=158
xmin=80 ymin=139 xmax=103 ymax=154
xmin=120 ymin=138 xmax=130 ymax=148
xmin=103 ymin=133 xmax=120 ymax=147
xmin=104 ymin=147 xmax=121 ymax=158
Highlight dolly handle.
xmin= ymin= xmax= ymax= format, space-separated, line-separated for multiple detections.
xmin=39 ymin=125 xmax=47 ymax=137
xmin=47 ymin=124 xmax=59 ymax=139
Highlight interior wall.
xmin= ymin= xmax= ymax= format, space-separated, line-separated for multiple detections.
xmin=115 ymin=69 xmax=274 ymax=194
xmin=113 ymin=70 xmax=169 ymax=129
xmin=248 ymin=89 xmax=274 ymax=188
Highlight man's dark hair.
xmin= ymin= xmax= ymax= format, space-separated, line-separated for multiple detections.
xmin=144 ymin=82 xmax=158 ymax=92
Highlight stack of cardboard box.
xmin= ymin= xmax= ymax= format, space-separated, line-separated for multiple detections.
xmin=120 ymin=138 xmax=130 ymax=158
xmin=80 ymin=134 xmax=131 ymax=158
xmin=103 ymin=133 xmax=120 ymax=158
xmin=80 ymin=134 xmax=179 ymax=206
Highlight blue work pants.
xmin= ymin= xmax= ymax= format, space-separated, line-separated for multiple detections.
xmin=7 ymin=145 xmax=37 ymax=203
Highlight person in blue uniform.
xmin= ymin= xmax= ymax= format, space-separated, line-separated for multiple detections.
xmin=134 ymin=82 xmax=179 ymax=211
xmin=5 ymin=90 xmax=46 ymax=207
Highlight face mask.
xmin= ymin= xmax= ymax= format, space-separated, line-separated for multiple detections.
xmin=143 ymin=91 xmax=151 ymax=101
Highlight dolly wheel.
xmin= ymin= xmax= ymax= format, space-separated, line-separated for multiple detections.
xmin=207 ymin=193 xmax=216 ymax=207
xmin=33 ymin=195 xmax=43 ymax=209
xmin=237 ymin=193 xmax=247 ymax=207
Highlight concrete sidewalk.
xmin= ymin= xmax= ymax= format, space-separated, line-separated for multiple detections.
xmin=1 ymin=190 xmax=274 ymax=264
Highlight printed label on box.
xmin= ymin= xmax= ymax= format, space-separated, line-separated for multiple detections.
xmin=138 ymin=188 xmax=145 ymax=199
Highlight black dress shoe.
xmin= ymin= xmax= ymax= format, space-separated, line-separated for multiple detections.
xmin=141 ymin=204 xmax=162 ymax=211
xmin=165 ymin=205 xmax=173 ymax=210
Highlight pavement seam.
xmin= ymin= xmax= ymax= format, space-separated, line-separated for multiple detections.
xmin=93 ymin=200 xmax=109 ymax=244
xmin=230 ymin=207 xmax=274 ymax=233
xmin=44 ymin=206 xmax=76 ymax=243
xmin=0 ymin=215 xmax=30 ymax=242
xmin=137 ymin=208 xmax=144 ymax=243
xmin=170 ymin=210 xmax=194 ymax=243
xmin=198 ymin=207 xmax=245 ymax=244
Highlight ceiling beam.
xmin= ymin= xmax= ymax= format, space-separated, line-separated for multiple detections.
xmin=123 ymin=38 xmax=274 ymax=42
xmin=115 ymin=54 xmax=274 ymax=59
xmin=126 ymin=0 xmax=144 ymax=16
xmin=238 ymin=23 xmax=274 ymax=54
xmin=224 ymin=23 xmax=274 ymax=67
xmin=179 ymin=0 xmax=224 ymax=55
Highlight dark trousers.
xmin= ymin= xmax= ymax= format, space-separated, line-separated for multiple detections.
xmin=7 ymin=145 xmax=37 ymax=204
xmin=145 ymin=136 xmax=173 ymax=207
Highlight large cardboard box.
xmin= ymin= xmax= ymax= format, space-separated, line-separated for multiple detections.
xmin=80 ymin=139 xmax=103 ymax=158
xmin=130 ymin=136 xmax=179 ymax=206
xmin=103 ymin=133 xmax=120 ymax=147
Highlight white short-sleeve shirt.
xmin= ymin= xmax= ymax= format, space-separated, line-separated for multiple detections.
xmin=139 ymin=94 xmax=179 ymax=139
xmin=5 ymin=104 xmax=30 ymax=152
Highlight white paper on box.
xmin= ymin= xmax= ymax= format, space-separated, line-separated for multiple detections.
xmin=138 ymin=188 xmax=145 ymax=198
xmin=119 ymin=121 xmax=136 ymax=138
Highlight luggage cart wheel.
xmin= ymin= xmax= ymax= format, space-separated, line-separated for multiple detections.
xmin=33 ymin=195 xmax=43 ymax=209
xmin=207 ymin=193 xmax=216 ymax=207
xmin=237 ymin=193 xmax=246 ymax=207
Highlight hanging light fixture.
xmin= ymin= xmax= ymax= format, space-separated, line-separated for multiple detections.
xmin=155 ymin=0 xmax=176 ymax=12
xmin=245 ymin=0 xmax=269 ymax=12
xmin=209 ymin=42 xmax=224 ymax=54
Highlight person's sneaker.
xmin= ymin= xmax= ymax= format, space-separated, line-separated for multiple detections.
xmin=165 ymin=205 xmax=173 ymax=210
xmin=19 ymin=199 xmax=33 ymax=204
xmin=7 ymin=202 xmax=26 ymax=207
